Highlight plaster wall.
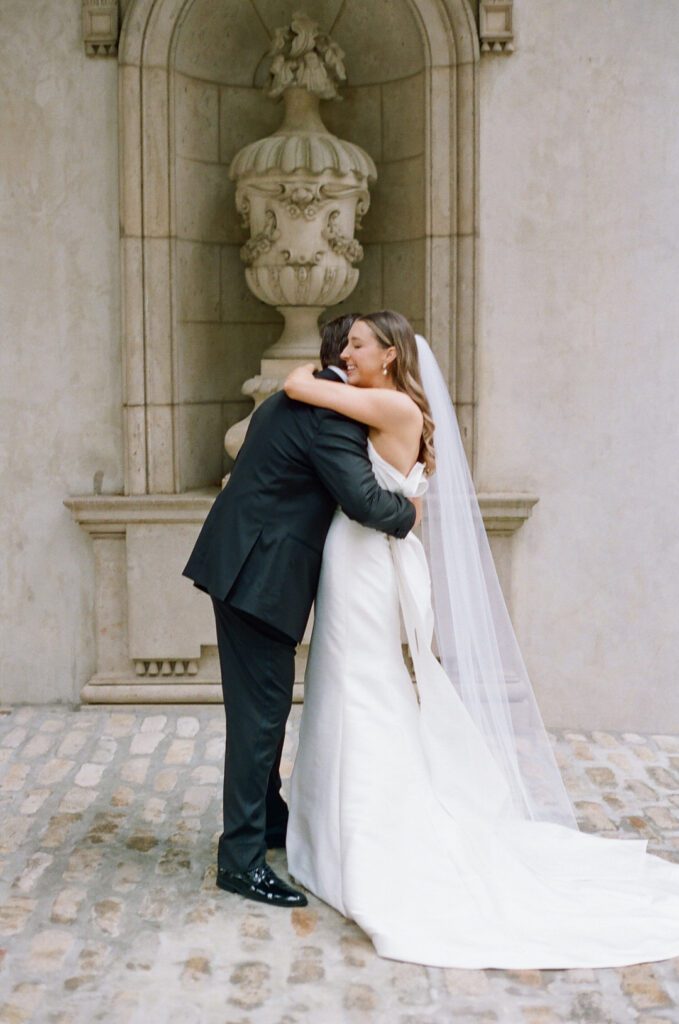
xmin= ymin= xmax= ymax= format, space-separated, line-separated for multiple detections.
xmin=0 ymin=0 xmax=122 ymax=703
xmin=477 ymin=0 xmax=679 ymax=730
xmin=3 ymin=0 xmax=678 ymax=728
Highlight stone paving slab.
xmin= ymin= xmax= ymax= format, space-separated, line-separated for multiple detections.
xmin=1 ymin=706 xmax=679 ymax=1023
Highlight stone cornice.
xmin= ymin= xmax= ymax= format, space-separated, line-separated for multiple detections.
xmin=478 ymin=492 xmax=539 ymax=534
xmin=65 ymin=491 xmax=538 ymax=537
xmin=63 ymin=492 xmax=219 ymax=534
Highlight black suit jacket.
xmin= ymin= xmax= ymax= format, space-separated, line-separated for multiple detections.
xmin=182 ymin=369 xmax=416 ymax=642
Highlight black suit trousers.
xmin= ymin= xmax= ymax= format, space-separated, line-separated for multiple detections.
xmin=211 ymin=595 xmax=296 ymax=873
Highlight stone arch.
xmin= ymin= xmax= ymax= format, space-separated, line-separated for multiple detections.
xmin=117 ymin=0 xmax=480 ymax=495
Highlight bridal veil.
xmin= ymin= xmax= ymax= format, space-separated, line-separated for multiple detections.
xmin=415 ymin=334 xmax=578 ymax=829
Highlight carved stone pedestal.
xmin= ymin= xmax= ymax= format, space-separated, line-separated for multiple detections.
xmin=65 ymin=494 xmax=218 ymax=703
xmin=65 ymin=492 xmax=537 ymax=704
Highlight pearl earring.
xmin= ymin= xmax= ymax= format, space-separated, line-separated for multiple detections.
xmin=382 ymin=364 xmax=388 ymax=376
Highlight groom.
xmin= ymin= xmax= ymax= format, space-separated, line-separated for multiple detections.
xmin=182 ymin=314 xmax=419 ymax=907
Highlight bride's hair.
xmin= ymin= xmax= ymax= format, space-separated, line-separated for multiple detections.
xmin=357 ymin=310 xmax=436 ymax=475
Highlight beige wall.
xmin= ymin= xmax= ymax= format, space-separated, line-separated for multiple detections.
xmin=322 ymin=0 xmax=426 ymax=336
xmin=477 ymin=0 xmax=679 ymax=729
xmin=2 ymin=0 xmax=679 ymax=727
xmin=0 ymin=0 xmax=121 ymax=703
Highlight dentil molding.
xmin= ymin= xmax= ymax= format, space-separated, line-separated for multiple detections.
xmin=82 ymin=0 xmax=120 ymax=57
xmin=479 ymin=0 xmax=514 ymax=54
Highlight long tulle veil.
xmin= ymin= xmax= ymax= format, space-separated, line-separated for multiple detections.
xmin=415 ymin=334 xmax=578 ymax=829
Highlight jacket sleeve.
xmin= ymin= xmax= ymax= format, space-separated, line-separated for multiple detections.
xmin=308 ymin=412 xmax=416 ymax=539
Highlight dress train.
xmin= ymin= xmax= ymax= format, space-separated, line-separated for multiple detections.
xmin=287 ymin=441 xmax=679 ymax=969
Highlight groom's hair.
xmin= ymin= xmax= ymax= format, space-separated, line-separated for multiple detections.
xmin=319 ymin=313 xmax=361 ymax=369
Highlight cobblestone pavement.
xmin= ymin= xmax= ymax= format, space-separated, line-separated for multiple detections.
xmin=1 ymin=705 xmax=679 ymax=1024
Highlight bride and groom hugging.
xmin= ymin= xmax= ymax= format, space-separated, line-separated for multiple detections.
xmin=183 ymin=308 xmax=679 ymax=969
xmin=182 ymin=310 xmax=424 ymax=910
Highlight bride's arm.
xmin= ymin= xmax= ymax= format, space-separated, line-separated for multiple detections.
xmin=283 ymin=363 xmax=416 ymax=431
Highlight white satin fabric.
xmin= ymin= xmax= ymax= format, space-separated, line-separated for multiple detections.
xmin=287 ymin=440 xmax=679 ymax=969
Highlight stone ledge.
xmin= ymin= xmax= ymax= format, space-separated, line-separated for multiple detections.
xmin=65 ymin=491 xmax=538 ymax=536
xmin=64 ymin=491 xmax=219 ymax=533
xmin=81 ymin=678 xmax=223 ymax=703
xmin=81 ymin=676 xmax=306 ymax=704
xmin=64 ymin=490 xmax=537 ymax=705
xmin=477 ymin=492 xmax=539 ymax=535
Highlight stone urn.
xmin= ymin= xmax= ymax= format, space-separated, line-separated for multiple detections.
xmin=224 ymin=13 xmax=377 ymax=464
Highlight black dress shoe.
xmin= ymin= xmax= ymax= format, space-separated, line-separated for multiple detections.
xmin=216 ymin=862 xmax=308 ymax=907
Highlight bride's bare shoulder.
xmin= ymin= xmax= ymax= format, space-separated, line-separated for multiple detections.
xmin=382 ymin=391 xmax=423 ymax=452
xmin=394 ymin=389 xmax=424 ymax=426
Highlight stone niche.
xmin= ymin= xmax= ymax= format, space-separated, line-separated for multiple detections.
xmin=66 ymin=0 xmax=537 ymax=703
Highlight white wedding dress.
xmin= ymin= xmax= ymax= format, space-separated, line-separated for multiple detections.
xmin=287 ymin=439 xmax=679 ymax=969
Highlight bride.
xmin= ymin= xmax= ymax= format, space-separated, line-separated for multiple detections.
xmin=281 ymin=309 xmax=679 ymax=970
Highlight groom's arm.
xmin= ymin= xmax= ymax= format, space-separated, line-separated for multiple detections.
xmin=309 ymin=413 xmax=416 ymax=539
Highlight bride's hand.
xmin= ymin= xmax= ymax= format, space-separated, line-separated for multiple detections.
xmin=283 ymin=364 xmax=317 ymax=398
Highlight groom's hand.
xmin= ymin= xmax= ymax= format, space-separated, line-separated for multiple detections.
xmin=410 ymin=497 xmax=423 ymax=528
